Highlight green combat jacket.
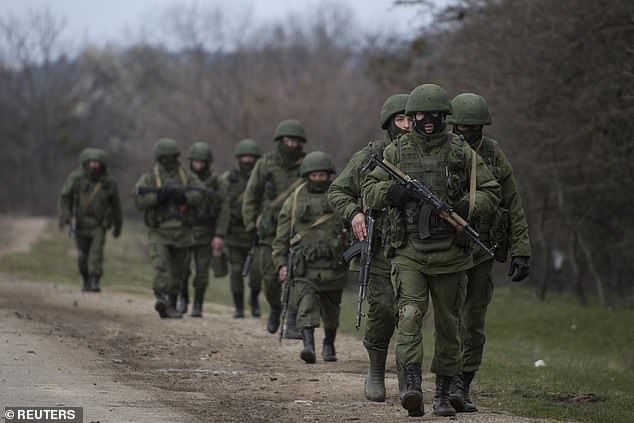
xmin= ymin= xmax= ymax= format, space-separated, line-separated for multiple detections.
xmin=242 ymin=144 xmax=304 ymax=245
xmin=327 ymin=134 xmax=392 ymax=276
xmin=133 ymin=162 xmax=203 ymax=248
xmin=187 ymin=168 xmax=220 ymax=245
xmin=272 ymin=182 xmax=349 ymax=291
xmin=362 ymin=129 xmax=500 ymax=274
xmin=58 ymin=167 xmax=122 ymax=235
xmin=216 ymin=165 xmax=252 ymax=249
xmin=470 ymin=135 xmax=531 ymax=265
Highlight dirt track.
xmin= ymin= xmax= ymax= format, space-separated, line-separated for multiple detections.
xmin=0 ymin=217 xmax=567 ymax=422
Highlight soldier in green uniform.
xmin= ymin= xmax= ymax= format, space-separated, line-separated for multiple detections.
xmin=362 ymin=84 xmax=500 ymax=417
xmin=177 ymin=142 xmax=220 ymax=317
xmin=327 ymin=94 xmax=411 ymax=401
xmin=273 ymin=151 xmax=348 ymax=363
xmin=133 ymin=138 xmax=203 ymax=319
xmin=213 ymin=138 xmax=263 ymax=318
xmin=58 ymin=147 xmax=123 ymax=292
xmin=446 ymin=93 xmax=531 ymax=412
xmin=242 ymin=119 xmax=306 ymax=338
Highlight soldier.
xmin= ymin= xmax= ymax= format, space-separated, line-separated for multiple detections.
xmin=58 ymin=147 xmax=122 ymax=292
xmin=446 ymin=93 xmax=531 ymax=412
xmin=273 ymin=151 xmax=348 ymax=363
xmin=327 ymin=94 xmax=410 ymax=401
xmin=213 ymin=138 xmax=263 ymax=318
xmin=242 ymin=119 xmax=306 ymax=338
xmin=133 ymin=138 xmax=203 ymax=319
xmin=362 ymin=84 xmax=500 ymax=417
xmin=177 ymin=142 xmax=220 ymax=317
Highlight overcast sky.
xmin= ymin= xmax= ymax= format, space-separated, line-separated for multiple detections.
xmin=0 ymin=0 xmax=430 ymax=45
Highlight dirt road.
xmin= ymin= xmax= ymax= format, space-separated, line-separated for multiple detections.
xmin=0 ymin=217 xmax=564 ymax=422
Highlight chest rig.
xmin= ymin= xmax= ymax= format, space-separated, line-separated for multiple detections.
xmin=397 ymin=134 xmax=467 ymax=252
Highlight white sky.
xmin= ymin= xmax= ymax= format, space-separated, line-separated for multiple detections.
xmin=0 ymin=0 xmax=430 ymax=44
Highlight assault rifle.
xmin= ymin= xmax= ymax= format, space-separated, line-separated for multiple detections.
xmin=279 ymin=244 xmax=295 ymax=342
xmin=241 ymin=240 xmax=257 ymax=277
xmin=365 ymin=155 xmax=494 ymax=256
xmin=342 ymin=209 xmax=375 ymax=330
xmin=68 ymin=199 xmax=78 ymax=239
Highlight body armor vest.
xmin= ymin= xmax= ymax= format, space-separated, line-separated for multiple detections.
xmin=143 ymin=165 xmax=189 ymax=229
xmin=225 ymin=167 xmax=249 ymax=244
xmin=187 ymin=170 xmax=219 ymax=228
xmin=75 ymin=175 xmax=115 ymax=229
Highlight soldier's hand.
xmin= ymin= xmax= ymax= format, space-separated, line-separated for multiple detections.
xmin=279 ymin=265 xmax=288 ymax=282
xmin=387 ymin=184 xmax=414 ymax=208
xmin=351 ymin=212 xmax=367 ymax=241
xmin=452 ymin=200 xmax=470 ymax=220
xmin=508 ymin=256 xmax=530 ymax=282
xmin=212 ymin=236 xmax=224 ymax=251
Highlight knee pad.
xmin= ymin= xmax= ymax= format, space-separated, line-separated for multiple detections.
xmin=398 ymin=303 xmax=423 ymax=335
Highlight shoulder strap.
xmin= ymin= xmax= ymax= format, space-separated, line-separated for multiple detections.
xmin=270 ymin=178 xmax=304 ymax=209
xmin=290 ymin=212 xmax=336 ymax=246
xmin=84 ymin=182 xmax=102 ymax=210
xmin=468 ymin=149 xmax=477 ymax=218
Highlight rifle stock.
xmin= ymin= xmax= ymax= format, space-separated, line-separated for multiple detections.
xmin=241 ymin=241 xmax=257 ymax=277
xmin=367 ymin=155 xmax=494 ymax=256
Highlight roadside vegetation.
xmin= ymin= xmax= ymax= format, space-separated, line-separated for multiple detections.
xmin=1 ymin=218 xmax=632 ymax=423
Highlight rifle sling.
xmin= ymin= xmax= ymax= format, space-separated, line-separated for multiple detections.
xmin=289 ymin=213 xmax=336 ymax=246
xmin=255 ymin=178 xmax=304 ymax=228
xmin=83 ymin=182 xmax=102 ymax=212
xmin=468 ymin=149 xmax=476 ymax=218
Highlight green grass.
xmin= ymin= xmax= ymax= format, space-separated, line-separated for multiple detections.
xmin=2 ymin=218 xmax=633 ymax=422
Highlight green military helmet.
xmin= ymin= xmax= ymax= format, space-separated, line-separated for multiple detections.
xmin=187 ymin=141 xmax=213 ymax=163
xmin=234 ymin=138 xmax=262 ymax=158
xmin=81 ymin=147 xmax=108 ymax=166
xmin=300 ymin=151 xmax=336 ymax=177
xmin=274 ymin=119 xmax=306 ymax=142
xmin=78 ymin=147 xmax=95 ymax=165
xmin=379 ymin=94 xmax=409 ymax=129
xmin=405 ymin=83 xmax=453 ymax=115
xmin=446 ymin=93 xmax=492 ymax=125
xmin=154 ymin=138 xmax=180 ymax=159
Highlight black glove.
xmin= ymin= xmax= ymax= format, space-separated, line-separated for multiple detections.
xmin=112 ymin=227 xmax=121 ymax=238
xmin=452 ymin=200 xmax=470 ymax=220
xmin=387 ymin=184 xmax=414 ymax=208
xmin=156 ymin=187 xmax=171 ymax=205
xmin=171 ymin=189 xmax=187 ymax=205
xmin=248 ymin=228 xmax=259 ymax=245
xmin=508 ymin=256 xmax=530 ymax=282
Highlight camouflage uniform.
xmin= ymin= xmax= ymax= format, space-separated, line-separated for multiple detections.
xmin=58 ymin=147 xmax=122 ymax=292
xmin=327 ymin=93 xmax=409 ymax=401
xmin=215 ymin=139 xmax=263 ymax=318
xmin=178 ymin=142 xmax=221 ymax=317
xmin=273 ymin=152 xmax=348 ymax=363
xmin=446 ymin=93 xmax=531 ymax=412
xmin=133 ymin=138 xmax=203 ymax=319
xmin=362 ymin=84 xmax=500 ymax=417
xmin=242 ymin=120 xmax=306 ymax=336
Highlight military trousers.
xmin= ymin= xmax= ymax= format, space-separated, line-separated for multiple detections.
xmin=391 ymin=259 xmax=465 ymax=376
xmin=295 ymin=277 xmax=342 ymax=330
xmin=149 ymin=243 xmax=189 ymax=296
xmin=461 ymin=258 xmax=494 ymax=372
xmin=75 ymin=226 xmax=106 ymax=277
xmin=363 ymin=270 xmax=397 ymax=351
xmin=183 ymin=243 xmax=212 ymax=291
xmin=227 ymin=245 xmax=262 ymax=294
xmin=256 ymin=243 xmax=280 ymax=308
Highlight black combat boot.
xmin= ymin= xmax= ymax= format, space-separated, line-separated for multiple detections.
xmin=450 ymin=371 xmax=478 ymax=412
xmin=267 ymin=306 xmax=282 ymax=334
xmin=300 ymin=327 xmax=316 ymax=364
xmin=177 ymin=283 xmax=189 ymax=314
xmin=400 ymin=364 xmax=425 ymax=417
xmin=166 ymin=294 xmax=183 ymax=319
xmin=433 ymin=374 xmax=456 ymax=416
xmin=322 ymin=328 xmax=337 ymax=362
xmin=90 ymin=275 xmax=101 ymax=292
xmin=284 ymin=310 xmax=302 ymax=339
xmin=364 ymin=347 xmax=388 ymax=402
xmin=80 ymin=268 xmax=90 ymax=292
xmin=233 ymin=292 xmax=245 ymax=318
xmin=250 ymin=289 xmax=261 ymax=317
xmin=191 ymin=288 xmax=204 ymax=317
xmin=154 ymin=291 xmax=168 ymax=318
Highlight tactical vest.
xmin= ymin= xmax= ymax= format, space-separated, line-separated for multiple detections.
xmin=75 ymin=174 xmax=115 ymax=229
xmin=224 ymin=167 xmax=249 ymax=241
xmin=392 ymin=133 xmax=469 ymax=252
xmin=257 ymin=150 xmax=303 ymax=239
xmin=290 ymin=184 xmax=348 ymax=275
xmin=186 ymin=169 xmax=219 ymax=228
xmin=143 ymin=165 xmax=189 ymax=229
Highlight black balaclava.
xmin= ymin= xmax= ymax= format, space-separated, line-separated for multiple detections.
xmin=413 ymin=112 xmax=445 ymax=136
xmin=307 ymin=178 xmax=331 ymax=194
xmin=278 ymin=139 xmax=304 ymax=162
xmin=239 ymin=161 xmax=256 ymax=174
xmin=190 ymin=160 xmax=209 ymax=177
xmin=87 ymin=165 xmax=103 ymax=182
xmin=159 ymin=154 xmax=180 ymax=171
xmin=453 ymin=125 xmax=483 ymax=146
